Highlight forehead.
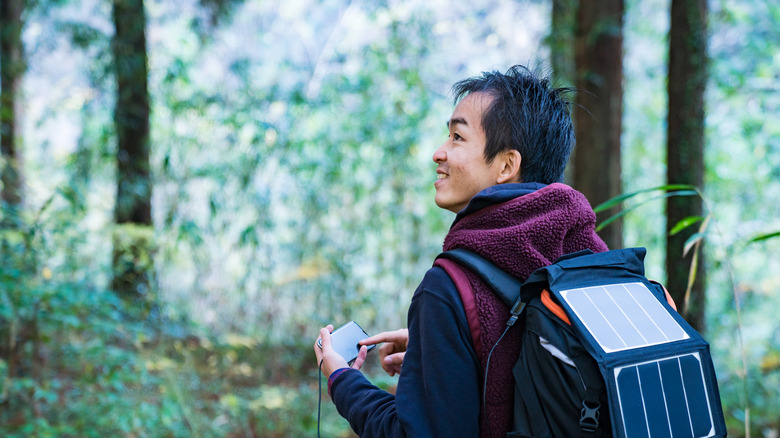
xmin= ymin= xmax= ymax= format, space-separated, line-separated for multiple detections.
xmin=450 ymin=91 xmax=493 ymax=130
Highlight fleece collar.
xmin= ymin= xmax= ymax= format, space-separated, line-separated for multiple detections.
xmin=452 ymin=182 xmax=548 ymax=227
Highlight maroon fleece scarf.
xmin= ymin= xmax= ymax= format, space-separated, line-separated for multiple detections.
xmin=438 ymin=183 xmax=608 ymax=438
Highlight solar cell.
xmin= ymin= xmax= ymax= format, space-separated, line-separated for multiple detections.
xmin=615 ymin=353 xmax=716 ymax=438
xmin=560 ymin=282 xmax=689 ymax=353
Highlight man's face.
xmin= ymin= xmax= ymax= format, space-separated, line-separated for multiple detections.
xmin=433 ymin=92 xmax=505 ymax=213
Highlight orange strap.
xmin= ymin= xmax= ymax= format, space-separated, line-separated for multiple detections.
xmin=655 ymin=282 xmax=678 ymax=311
xmin=541 ymin=289 xmax=571 ymax=325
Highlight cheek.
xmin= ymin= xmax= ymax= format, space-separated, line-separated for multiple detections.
xmin=453 ymin=159 xmax=489 ymax=184
xmin=450 ymin=163 xmax=474 ymax=186
xmin=448 ymin=149 xmax=492 ymax=190
xmin=449 ymin=151 xmax=476 ymax=177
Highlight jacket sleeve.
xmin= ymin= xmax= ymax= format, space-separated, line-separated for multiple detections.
xmin=329 ymin=267 xmax=481 ymax=437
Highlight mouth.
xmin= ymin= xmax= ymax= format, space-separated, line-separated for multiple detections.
xmin=435 ymin=171 xmax=448 ymax=187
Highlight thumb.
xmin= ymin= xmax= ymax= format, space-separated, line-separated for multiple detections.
xmin=381 ymin=352 xmax=405 ymax=376
xmin=351 ymin=346 xmax=369 ymax=370
xmin=384 ymin=352 xmax=405 ymax=365
xmin=319 ymin=327 xmax=334 ymax=350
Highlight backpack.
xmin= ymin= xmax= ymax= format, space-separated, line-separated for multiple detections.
xmin=437 ymin=247 xmax=727 ymax=438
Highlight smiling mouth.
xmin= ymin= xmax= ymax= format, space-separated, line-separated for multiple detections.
xmin=435 ymin=172 xmax=448 ymax=188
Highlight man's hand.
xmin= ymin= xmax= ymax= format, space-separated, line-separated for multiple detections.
xmin=360 ymin=329 xmax=409 ymax=377
xmin=314 ymin=324 xmax=368 ymax=379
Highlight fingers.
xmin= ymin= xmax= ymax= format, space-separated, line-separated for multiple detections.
xmin=377 ymin=342 xmax=398 ymax=360
xmin=360 ymin=328 xmax=408 ymax=346
xmin=314 ymin=326 xmax=334 ymax=360
xmin=381 ymin=352 xmax=405 ymax=376
xmin=384 ymin=352 xmax=405 ymax=366
xmin=360 ymin=333 xmax=392 ymax=346
xmin=317 ymin=325 xmax=408 ymax=377
xmin=314 ymin=325 xmax=348 ymax=378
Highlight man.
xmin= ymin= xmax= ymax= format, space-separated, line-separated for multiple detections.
xmin=314 ymin=65 xmax=608 ymax=437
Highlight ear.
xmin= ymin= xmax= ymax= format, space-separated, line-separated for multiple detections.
xmin=496 ymin=149 xmax=522 ymax=184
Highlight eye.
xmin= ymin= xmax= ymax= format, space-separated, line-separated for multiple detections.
xmin=453 ymin=133 xmax=463 ymax=141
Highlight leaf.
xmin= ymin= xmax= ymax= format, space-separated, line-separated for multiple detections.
xmin=593 ymin=184 xmax=699 ymax=213
xmin=681 ymin=215 xmax=711 ymax=313
xmin=683 ymin=232 xmax=706 ymax=257
xmin=596 ymin=191 xmax=700 ymax=231
xmin=669 ymin=216 xmax=705 ymax=236
xmin=56 ymin=186 xmax=79 ymax=205
xmin=596 ymin=204 xmax=638 ymax=231
xmin=747 ymin=230 xmax=780 ymax=243
xmin=683 ymin=245 xmax=700 ymax=317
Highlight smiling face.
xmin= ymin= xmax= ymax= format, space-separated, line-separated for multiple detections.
xmin=433 ymin=92 xmax=519 ymax=213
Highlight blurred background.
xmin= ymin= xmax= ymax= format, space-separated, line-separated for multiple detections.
xmin=0 ymin=0 xmax=778 ymax=436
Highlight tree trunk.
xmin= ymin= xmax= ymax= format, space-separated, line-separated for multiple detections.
xmin=573 ymin=0 xmax=624 ymax=250
xmin=550 ymin=0 xmax=577 ymax=88
xmin=666 ymin=0 xmax=708 ymax=331
xmin=549 ymin=0 xmax=578 ymax=184
xmin=1 ymin=0 xmax=25 ymax=213
xmin=111 ymin=0 xmax=154 ymax=305
xmin=112 ymin=0 xmax=151 ymax=225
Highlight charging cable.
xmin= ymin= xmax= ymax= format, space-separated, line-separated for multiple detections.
xmin=318 ymin=359 xmax=324 ymax=438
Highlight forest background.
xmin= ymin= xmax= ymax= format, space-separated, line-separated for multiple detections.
xmin=1 ymin=0 xmax=778 ymax=436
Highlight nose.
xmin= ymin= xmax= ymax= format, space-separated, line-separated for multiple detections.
xmin=432 ymin=142 xmax=447 ymax=163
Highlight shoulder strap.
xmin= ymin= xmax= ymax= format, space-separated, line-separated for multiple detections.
xmin=437 ymin=248 xmax=522 ymax=308
xmin=432 ymin=258 xmax=483 ymax=362
xmin=437 ymin=249 xmax=529 ymax=325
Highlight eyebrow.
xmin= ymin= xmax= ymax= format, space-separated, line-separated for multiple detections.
xmin=446 ymin=117 xmax=468 ymax=129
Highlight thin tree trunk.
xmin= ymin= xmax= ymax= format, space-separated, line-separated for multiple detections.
xmin=550 ymin=0 xmax=577 ymax=184
xmin=666 ymin=0 xmax=708 ymax=331
xmin=573 ymin=0 xmax=624 ymax=249
xmin=550 ymin=0 xmax=577 ymax=88
xmin=1 ymin=0 xmax=25 ymax=211
xmin=0 ymin=0 xmax=25 ymax=402
xmin=111 ymin=0 xmax=154 ymax=303
xmin=112 ymin=0 xmax=151 ymax=225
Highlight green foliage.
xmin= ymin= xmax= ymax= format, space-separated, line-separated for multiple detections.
xmin=593 ymin=184 xmax=700 ymax=232
xmin=110 ymin=223 xmax=156 ymax=314
xmin=0 ymin=191 xmax=360 ymax=436
xmin=747 ymin=230 xmax=780 ymax=244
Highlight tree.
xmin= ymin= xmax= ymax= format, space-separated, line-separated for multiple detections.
xmin=666 ymin=0 xmax=708 ymax=331
xmin=1 ymin=0 xmax=25 ymax=215
xmin=550 ymin=0 xmax=577 ymax=88
xmin=111 ymin=0 xmax=154 ymax=306
xmin=572 ymin=0 xmax=625 ymax=250
xmin=549 ymin=0 xmax=578 ymax=184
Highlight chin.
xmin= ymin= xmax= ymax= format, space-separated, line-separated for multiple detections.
xmin=437 ymin=203 xmax=460 ymax=213
xmin=434 ymin=198 xmax=449 ymax=211
xmin=435 ymin=194 xmax=462 ymax=213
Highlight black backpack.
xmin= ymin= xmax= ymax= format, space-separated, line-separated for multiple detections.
xmin=438 ymin=247 xmax=727 ymax=438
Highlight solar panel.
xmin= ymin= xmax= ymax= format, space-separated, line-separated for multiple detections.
xmin=559 ymin=282 xmax=689 ymax=353
xmin=614 ymin=353 xmax=716 ymax=438
xmin=557 ymin=282 xmax=719 ymax=438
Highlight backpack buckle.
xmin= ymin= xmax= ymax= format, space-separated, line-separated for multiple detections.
xmin=579 ymin=400 xmax=600 ymax=432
